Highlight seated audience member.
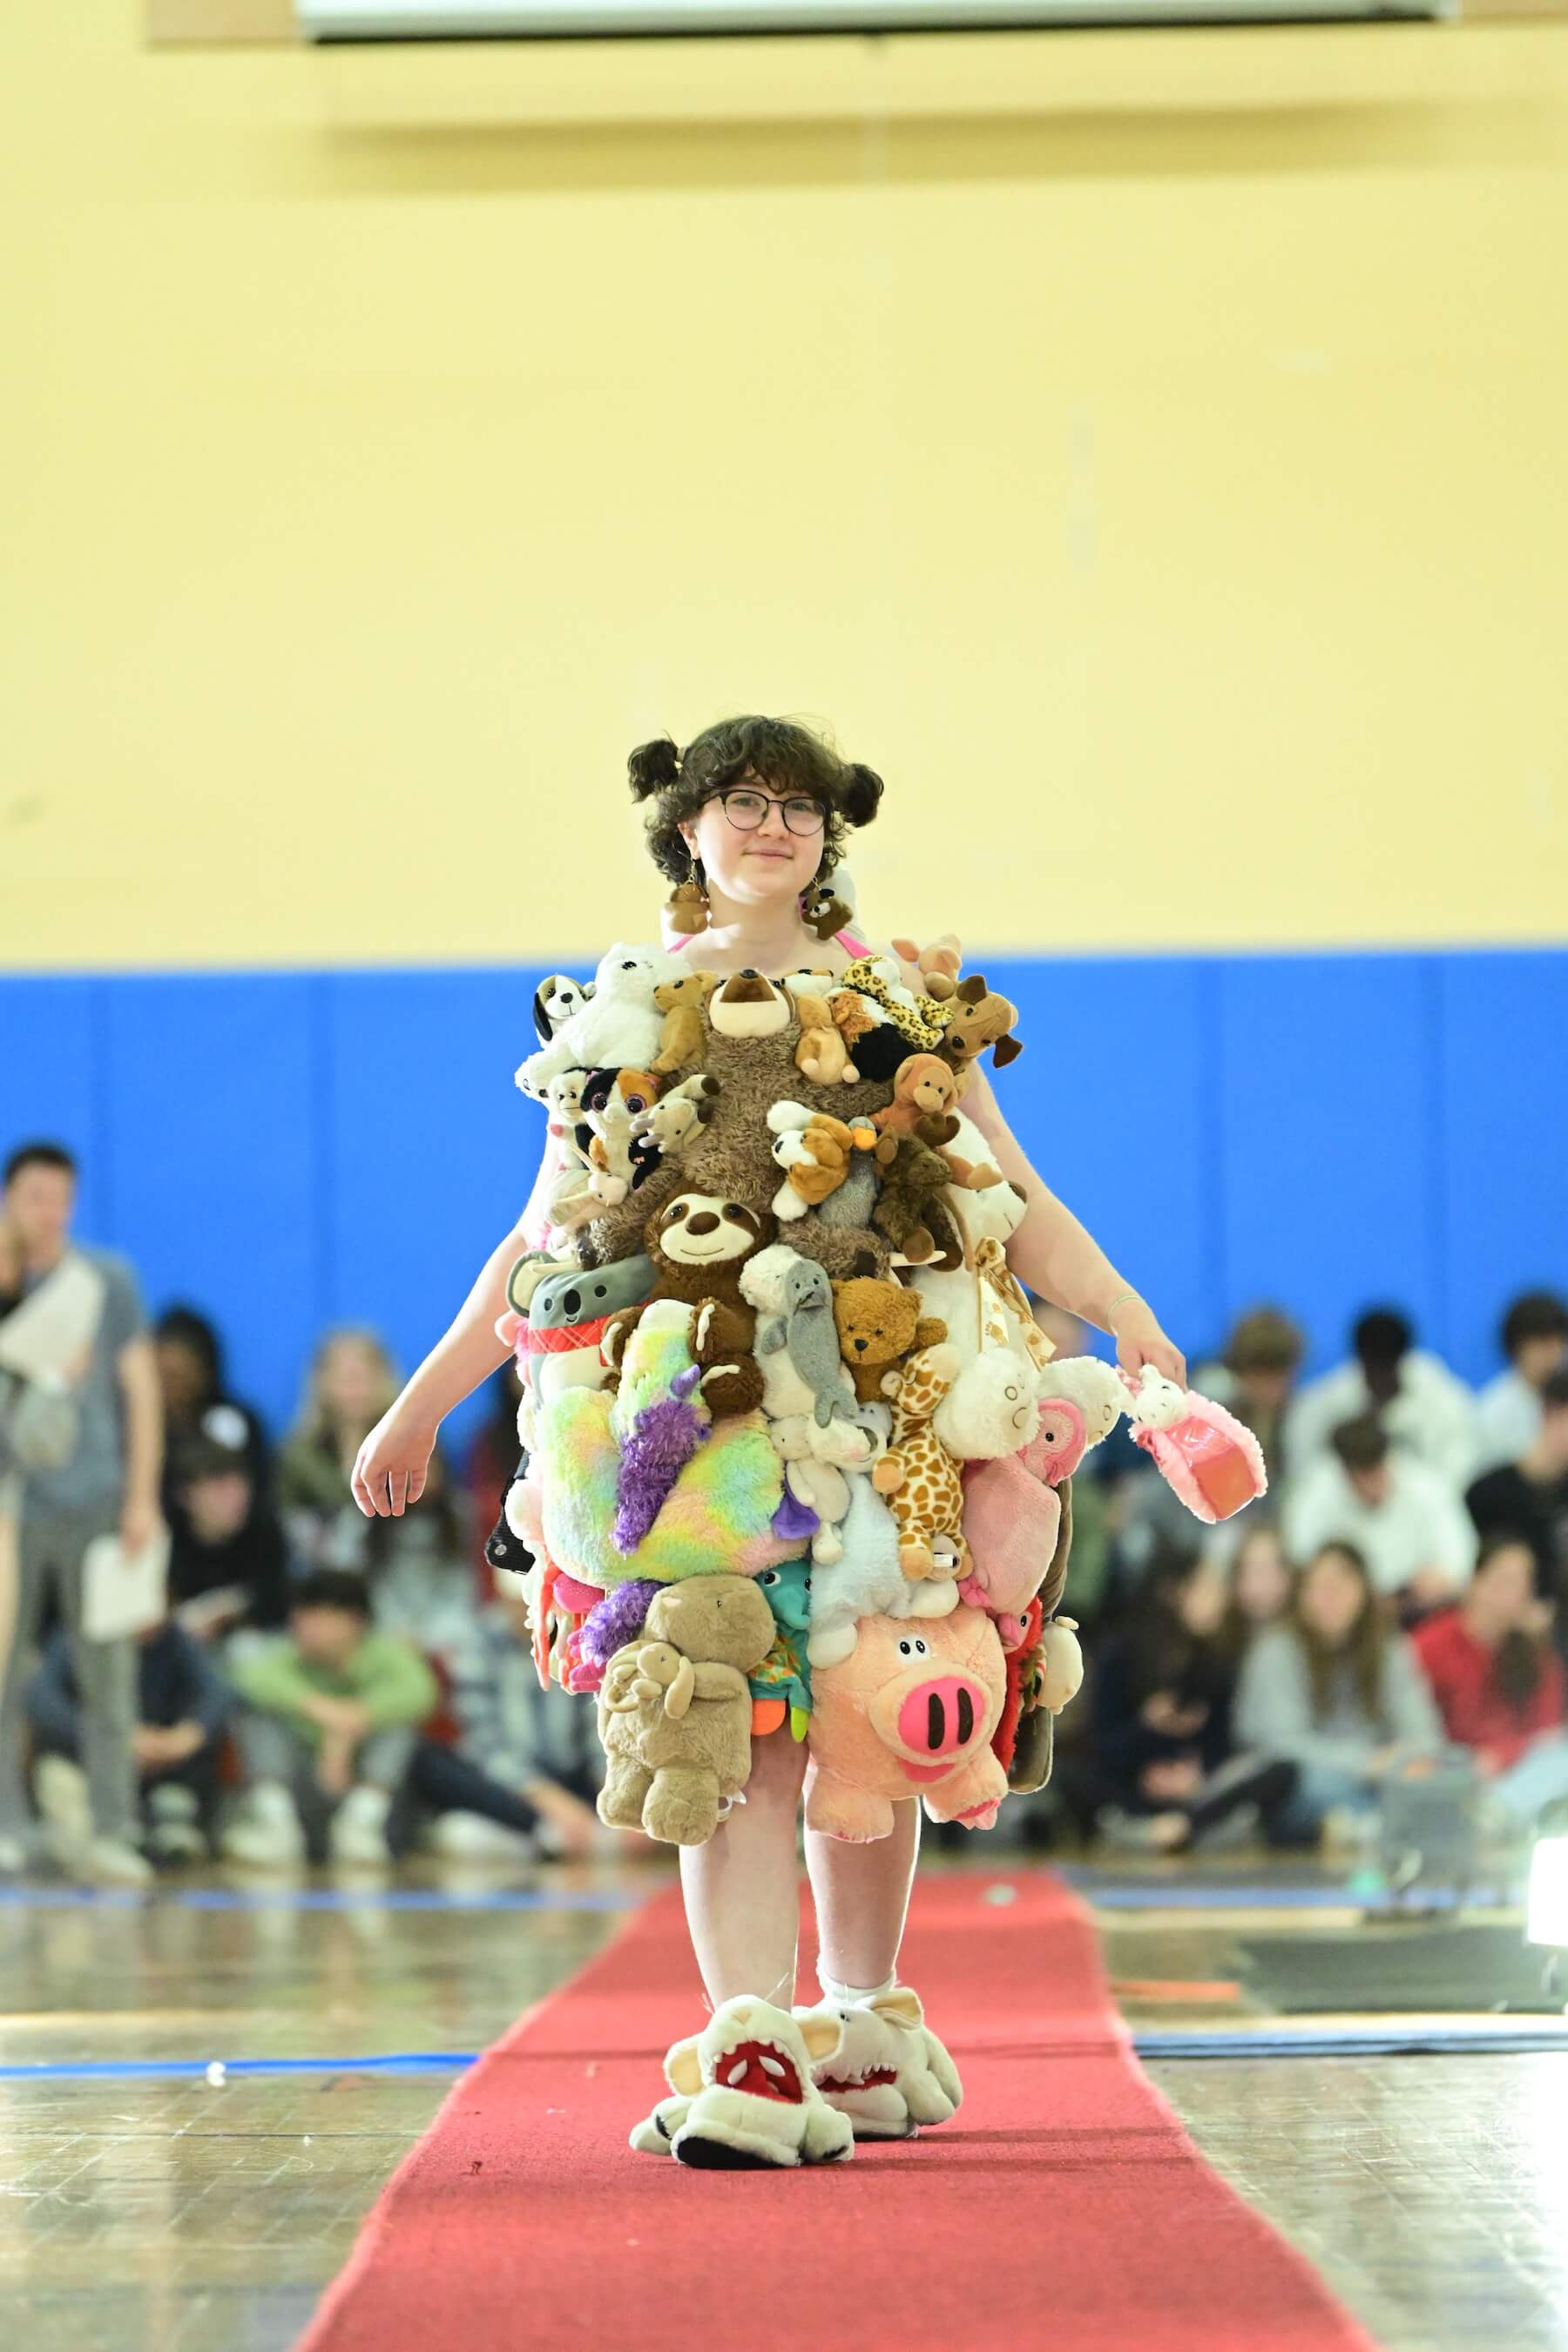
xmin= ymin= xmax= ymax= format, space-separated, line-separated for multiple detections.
xmin=1465 ymin=1368 xmax=1568 ymax=1628
xmin=1196 ymin=1305 xmax=1304 ymax=1490
xmin=1472 ymin=1291 xmax=1568 ymax=1479
xmin=361 ymin=1444 xmax=474 ymax=1628
xmin=1235 ymin=1540 xmax=1443 ymax=1842
xmin=278 ymin=1328 xmax=399 ymax=1571
xmin=1412 ymin=1533 xmax=1568 ymax=1829
xmin=1283 ymin=1416 xmax=1477 ymax=1613
xmin=223 ymin=1570 xmax=436 ymax=1868
xmin=1283 ymin=1307 xmax=1477 ymax=1490
xmin=464 ymin=1363 xmax=526 ymax=1601
xmin=168 ymin=1434 xmax=296 ymax=1643
xmin=28 ymin=1615 xmax=230 ymax=1864
xmin=1064 ymin=1551 xmax=1299 ymax=1853
xmin=444 ymin=1579 xmax=602 ymax=1815
xmin=1221 ymin=1523 xmax=1294 ymax=1653
xmin=154 ymin=1304 xmax=271 ymax=1536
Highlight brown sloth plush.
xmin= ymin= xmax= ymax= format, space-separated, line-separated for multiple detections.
xmin=599 ymin=1191 xmax=777 ymax=1416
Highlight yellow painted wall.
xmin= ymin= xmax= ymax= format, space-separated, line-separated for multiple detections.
xmin=3 ymin=4 xmax=1566 ymax=970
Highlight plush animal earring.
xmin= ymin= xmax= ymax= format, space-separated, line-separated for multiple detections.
xmin=801 ymin=866 xmax=853 ymax=942
xmin=666 ymin=850 xmax=710 ymax=937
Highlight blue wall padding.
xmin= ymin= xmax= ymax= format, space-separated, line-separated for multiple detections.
xmin=4 ymin=950 xmax=1565 ymax=1451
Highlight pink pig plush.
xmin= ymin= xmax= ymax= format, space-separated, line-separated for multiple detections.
xmin=805 ymin=1606 xmax=1009 ymax=1841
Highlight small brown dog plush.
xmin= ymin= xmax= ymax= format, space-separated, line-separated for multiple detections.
xmin=597 ymin=1577 xmax=777 ymax=1845
xmin=831 ymin=1275 xmax=947 ymax=1404
xmin=652 ymin=972 xmax=719 ymax=1076
xmin=938 ymin=976 xmax=1023 ymax=1083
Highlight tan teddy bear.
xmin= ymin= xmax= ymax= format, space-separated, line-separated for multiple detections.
xmin=652 ymin=972 xmax=719 ymax=1077
xmin=871 ymin=1054 xmax=961 ymax=1142
xmin=830 ymin=1274 xmax=948 ymax=1406
xmin=597 ymin=1576 xmax=778 ymax=1846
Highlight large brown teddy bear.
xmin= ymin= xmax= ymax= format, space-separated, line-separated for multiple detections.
xmin=600 ymin=1191 xmax=776 ymax=1416
xmin=597 ymin=1577 xmax=777 ymax=1845
xmin=831 ymin=1274 xmax=947 ymax=1405
xmin=583 ymin=973 xmax=896 ymax=1281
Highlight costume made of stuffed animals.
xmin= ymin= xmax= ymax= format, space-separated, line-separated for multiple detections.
xmin=515 ymin=938 xmax=1266 ymax=1871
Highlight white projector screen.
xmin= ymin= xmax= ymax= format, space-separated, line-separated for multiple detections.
xmin=300 ymin=0 xmax=1445 ymax=33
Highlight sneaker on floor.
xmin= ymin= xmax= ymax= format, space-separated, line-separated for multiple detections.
xmin=77 ymin=1836 xmax=154 ymax=1890
xmin=0 ymin=1835 xmax=28 ymax=1876
xmin=329 ymin=1783 xmax=394 ymax=1868
xmin=221 ymin=1780 xmax=306 ymax=1868
xmin=1096 ymin=1805 xmax=1187 ymax=1855
xmin=145 ymin=1782 xmax=208 ymax=1864
xmin=35 ymin=1754 xmax=93 ymax=1868
xmin=801 ymin=1986 xmax=963 ymax=2139
xmin=652 ymin=1997 xmax=854 ymax=2169
xmin=426 ymin=1810 xmax=535 ymax=1863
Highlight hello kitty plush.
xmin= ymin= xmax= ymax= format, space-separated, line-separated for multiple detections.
xmin=1120 ymin=1366 xmax=1268 ymax=1524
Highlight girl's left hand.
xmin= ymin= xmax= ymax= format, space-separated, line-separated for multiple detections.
xmin=1111 ymin=1301 xmax=1187 ymax=1387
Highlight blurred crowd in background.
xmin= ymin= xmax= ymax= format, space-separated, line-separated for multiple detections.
xmin=4 ymin=1138 xmax=1567 ymax=1885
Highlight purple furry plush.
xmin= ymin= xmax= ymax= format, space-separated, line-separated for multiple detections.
xmin=579 ymin=1579 xmax=661 ymax=1669
xmin=612 ymin=1372 xmax=706 ymax=1554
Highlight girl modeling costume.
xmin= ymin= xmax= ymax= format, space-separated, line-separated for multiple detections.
xmin=500 ymin=872 xmax=1264 ymax=2167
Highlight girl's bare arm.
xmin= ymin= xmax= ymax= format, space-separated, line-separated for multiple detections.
xmin=351 ymin=1143 xmax=556 ymax=1519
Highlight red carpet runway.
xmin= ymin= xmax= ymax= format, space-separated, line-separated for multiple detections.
xmin=301 ymin=1871 xmax=1377 ymax=2352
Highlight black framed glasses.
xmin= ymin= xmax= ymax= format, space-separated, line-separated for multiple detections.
xmin=710 ymin=786 xmax=826 ymax=837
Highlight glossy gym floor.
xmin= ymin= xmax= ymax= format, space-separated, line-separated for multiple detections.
xmin=3 ymin=1849 xmax=1566 ymax=2352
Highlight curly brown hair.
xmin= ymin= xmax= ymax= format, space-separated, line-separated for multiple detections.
xmin=627 ymin=714 xmax=883 ymax=889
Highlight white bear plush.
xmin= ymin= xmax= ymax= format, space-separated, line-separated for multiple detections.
xmin=515 ymin=943 xmax=686 ymax=1100
xmin=807 ymin=1468 xmax=958 ymax=1668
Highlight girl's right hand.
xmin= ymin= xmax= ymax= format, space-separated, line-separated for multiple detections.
xmin=352 ymin=1400 xmax=438 ymax=1518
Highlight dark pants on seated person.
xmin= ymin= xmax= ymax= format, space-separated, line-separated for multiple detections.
xmin=236 ymin=1711 xmax=416 ymax=1849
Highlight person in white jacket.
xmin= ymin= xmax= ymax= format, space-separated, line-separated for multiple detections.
xmin=1282 ymin=1308 xmax=1477 ymax=1493
xmin=1471 ymin=1291 xmax=1568 ymax=1480
xmin=1283 ymin=1415 xmax=1478 ymax=1611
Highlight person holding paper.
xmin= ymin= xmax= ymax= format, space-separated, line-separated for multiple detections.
xmin=0 ymin=1141 xmax=165 ymax=1886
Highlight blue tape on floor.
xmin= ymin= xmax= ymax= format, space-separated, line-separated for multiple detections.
xmin=0 ymin=2052 xmax=480 ymax=2083
xmin=1134 ymin=2026 xmax=1568 ymax=2058
xmin=0 ymin=1884 xmax=641 ymax=1913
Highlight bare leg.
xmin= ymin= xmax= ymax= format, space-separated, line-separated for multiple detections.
xmin=806 ymin=1797 xmax=921 ymax=1992
xmin=679 ymin=1730 xmax=807 ymax=2011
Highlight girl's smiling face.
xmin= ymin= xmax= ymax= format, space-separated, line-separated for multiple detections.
xmin=681 ymin=772 xmax=825 ymax=911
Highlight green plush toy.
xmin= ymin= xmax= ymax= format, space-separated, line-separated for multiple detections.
xmin=749 ymin=1557 xmax=814 ymax=1740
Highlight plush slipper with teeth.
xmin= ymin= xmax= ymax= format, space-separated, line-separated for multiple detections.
xmin=800 ymin=1985 xmax=963 ymax=2139
xmin=628 ymin=2095 xmax=691 ymax=2155
xmin=646 ymin=1996 xmax=855 ymax=2168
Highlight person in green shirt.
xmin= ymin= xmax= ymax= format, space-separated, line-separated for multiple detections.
xmin=223 ymin=1569 xmax=436 ymax=1868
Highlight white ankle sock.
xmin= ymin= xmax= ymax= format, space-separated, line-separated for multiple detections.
xmin=817 ymin=1969 xmax=896 ymax=2007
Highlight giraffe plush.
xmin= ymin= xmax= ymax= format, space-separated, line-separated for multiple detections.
xmin=871 ymin=1342 xmax=968 ymax=1581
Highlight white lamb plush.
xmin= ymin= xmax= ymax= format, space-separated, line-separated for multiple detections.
xmin=807 ymin=1469 xmax=958 ymax=1668
xmin=1042 ymin=1354 xmax=1130 ymax=1450
xmin=514 ymin=943 xmax=685 ymax=1101
xmin=906 ymin=1247 xmax=1043 ymax=1463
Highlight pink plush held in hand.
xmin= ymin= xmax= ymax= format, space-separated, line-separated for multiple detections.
xmin=1125 ymin=1381 xmax=1267 ymax=1524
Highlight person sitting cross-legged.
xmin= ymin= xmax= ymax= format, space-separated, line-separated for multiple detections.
xmin=223 ymin=1570 xmax=436 ymax=1869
